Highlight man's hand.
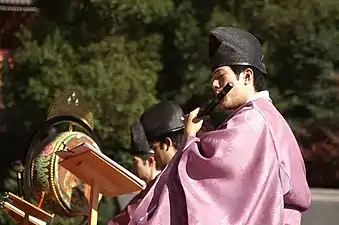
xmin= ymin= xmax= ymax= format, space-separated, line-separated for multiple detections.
xmin=184 ymin=108 xmax=203 ymax=137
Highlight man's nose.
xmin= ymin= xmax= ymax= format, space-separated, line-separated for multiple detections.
xmin=212 ymin=79 xmax=220 ymax=90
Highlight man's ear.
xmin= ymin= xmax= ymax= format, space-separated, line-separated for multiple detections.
xmin=243 ymin=67 xmax=254 ymax=85
xmin=163 ymin=137 xmax=173 ymax=151
xmin=147 ymin=155 xmax=155 ymax=165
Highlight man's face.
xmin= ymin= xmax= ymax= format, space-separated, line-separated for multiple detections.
xmin=210 ymin=66 xmax=253 ymax=109
xmin=150 ymin=141 xmax=169 ymax=170
xmin=131 ymin=155 xmax=153 ymax=182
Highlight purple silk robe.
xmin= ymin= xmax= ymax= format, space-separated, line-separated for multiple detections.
xmin=128 ymin=91 xmax=311 ymax=225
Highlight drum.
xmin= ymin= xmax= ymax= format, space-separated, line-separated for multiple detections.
xmin=23 ymin=90 xmax=103 ymax=217
xmin=25 ymin=130 xmax=101 ymax=216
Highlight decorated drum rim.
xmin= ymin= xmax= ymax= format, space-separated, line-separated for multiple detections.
xmin=26 ymin=130 xmax=101 ymax=216
xmin=54 ymin=132 xmax=100 ymax=214
xmin=49 ymin=131 xmax=72 ymax=214
xmin=50 ymin=131 xmax=101 ymax=215
xmin=23 ymin=115 xmax=103 ymax=216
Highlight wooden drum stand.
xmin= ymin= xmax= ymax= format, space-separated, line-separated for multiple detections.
xmin=56 ymin=143 xmax=146 ymax=225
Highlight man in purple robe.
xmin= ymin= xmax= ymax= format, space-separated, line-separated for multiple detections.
xmin=108 ymin=101 xmax=185 ymax=225
xmin=128 ymin=27 xmax=311 ymax=225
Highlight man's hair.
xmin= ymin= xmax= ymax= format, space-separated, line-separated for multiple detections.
xmin=132 ymin=153 xmax=154 ymax=163
xmin=133 ymin=153 xmax=163 ymax=170
xmin=230 ymin=65 xmax=264 ymax=92
xmin=150 ymin=129 xmax=184 ymax=151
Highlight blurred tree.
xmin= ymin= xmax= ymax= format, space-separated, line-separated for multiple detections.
xmin=302 ymin=123 xmax=339 ymax=188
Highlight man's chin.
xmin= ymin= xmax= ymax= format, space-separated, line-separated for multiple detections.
xmin=220 ymin=104 xmax=241 ymax=112
xmin=218 ymin=103 xmax=233 ymax=110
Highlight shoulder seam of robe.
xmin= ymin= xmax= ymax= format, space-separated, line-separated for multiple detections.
xmin=252 ymin=101 xmax=291 ymax=195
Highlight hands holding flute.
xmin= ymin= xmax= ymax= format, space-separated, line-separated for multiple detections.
xmin=184 ymin=108 xmax=204 ymax=137
xmin=184 ymin=82 xmax=234 ymax=137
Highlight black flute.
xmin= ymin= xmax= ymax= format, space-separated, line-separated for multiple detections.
xmin=192 ymin=82 xmax=234 ymax=123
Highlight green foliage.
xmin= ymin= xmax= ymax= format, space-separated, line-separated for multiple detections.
xmin=0 ymin=210 xmax=14 ymax=225
xmin=3 ymin=10 xmax=162 ymax=159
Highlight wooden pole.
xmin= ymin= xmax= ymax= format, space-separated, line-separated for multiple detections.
xmin=88 ymin=180 xmax=99 ymax=225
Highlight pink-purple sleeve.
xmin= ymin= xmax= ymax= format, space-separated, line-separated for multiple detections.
xmin=277 ymin=132 xmax=311 ymax=211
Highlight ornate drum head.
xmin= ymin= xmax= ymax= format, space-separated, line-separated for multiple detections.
xmin=23 ymin=90 xmax=103 ymax=217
